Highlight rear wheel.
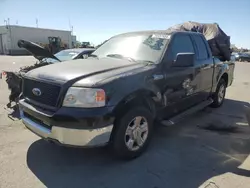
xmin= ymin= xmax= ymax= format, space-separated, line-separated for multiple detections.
xmin=211 ymin=79 xmax=226 ymax=108
xmin=111 ymin=107 xmax=153 ymax=160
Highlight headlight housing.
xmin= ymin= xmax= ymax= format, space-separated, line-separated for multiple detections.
xmin=63 ymin=87 xmax=106 ymax=108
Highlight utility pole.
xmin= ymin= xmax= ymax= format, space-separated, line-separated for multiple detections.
xmin=4 ymin=19 xmax=8 ymax=28
xmin=68 ymin=17 xmax=74 ymax=33
xmin=36 ymin=18 xmax=38 ymax=28
xmin=68 ymin=17 xmax=71 ymax=31
xmin=7 ymin=18 xmax=13 ymax=55
xmin=68 ymin=17 xmax=74 ymax=48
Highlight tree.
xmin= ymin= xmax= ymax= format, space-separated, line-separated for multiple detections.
xmin=75 ymin=41 xmax=82 ymax=48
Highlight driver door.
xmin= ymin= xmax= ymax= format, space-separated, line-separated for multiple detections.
xmin=160 ymin=33 xmax=203 ymax=117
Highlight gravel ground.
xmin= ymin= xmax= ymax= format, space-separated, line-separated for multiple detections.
xmin=1 ymin=55 xmax=250 ymax=188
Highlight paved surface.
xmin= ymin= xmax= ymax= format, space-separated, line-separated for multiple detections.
xmin=1 ymin=55 xmax=250 ymax=188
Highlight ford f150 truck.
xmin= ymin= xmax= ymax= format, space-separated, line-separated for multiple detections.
xmin=19 ymin=30 xmax=235 ymax=159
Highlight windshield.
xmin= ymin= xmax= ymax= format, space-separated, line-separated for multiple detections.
xmin=91 ymin=33 xmax=170 ymax=63
xmin=45 ymin=50 xmax=80 ymax=63
xmin=55 ymin=50 xmax=79 ymax=61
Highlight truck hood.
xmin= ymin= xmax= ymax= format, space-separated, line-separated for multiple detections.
xmin=24 ymin=57 xmax=147 ymax=85
xmin=17 ymin=39 xmax=61 ymax=62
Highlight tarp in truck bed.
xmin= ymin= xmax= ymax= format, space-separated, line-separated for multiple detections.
xmin=166 ymin=21 xmax=231 ymax=61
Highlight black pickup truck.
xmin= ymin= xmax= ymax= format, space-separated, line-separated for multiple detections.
xmin=19 ymin=30 xmax=235 ymax=159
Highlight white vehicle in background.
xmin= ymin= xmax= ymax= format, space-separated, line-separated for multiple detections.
xmin=234 ymin=52 xmax=250 ymax=62
xmin=230 ymin=54 xmax=236 ymax=62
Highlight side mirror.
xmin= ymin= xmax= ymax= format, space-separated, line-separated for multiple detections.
xmin=172 ymin=53 xmax=195 ymax=67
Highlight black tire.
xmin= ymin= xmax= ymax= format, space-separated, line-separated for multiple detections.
xmin=111 ymin=107 xmax=153 ymax=160
xmin=210 ymin=79 xmax=227 ymax=108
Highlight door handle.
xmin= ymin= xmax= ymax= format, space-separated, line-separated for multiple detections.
xmin=201 ymin=64 xmax=212 ymax=69
xmin=195 ymin=64 xmax=209 ymax=72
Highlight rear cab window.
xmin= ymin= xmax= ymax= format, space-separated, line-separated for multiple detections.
xmin=192 ymin=35 xmax=209 ymax=60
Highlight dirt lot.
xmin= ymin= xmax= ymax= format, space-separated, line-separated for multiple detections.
xmin=1 ymin=55 xmax=250 ymax=188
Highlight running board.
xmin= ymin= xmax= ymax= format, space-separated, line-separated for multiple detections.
xmin=160 ymin=98 xmax=213 ymax=126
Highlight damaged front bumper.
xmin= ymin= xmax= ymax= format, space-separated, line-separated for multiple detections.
xmin=19 ymin=99 xmax=115 ymax=147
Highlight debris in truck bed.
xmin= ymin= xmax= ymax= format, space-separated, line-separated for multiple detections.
xmin=166 ymin=21 xmax=231 ymax=61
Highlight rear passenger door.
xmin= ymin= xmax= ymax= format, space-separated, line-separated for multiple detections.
xmin=191 ymin=34 xmax=214 ymax=96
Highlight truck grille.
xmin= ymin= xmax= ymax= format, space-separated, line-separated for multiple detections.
xmin=22 ymin=78 xmax=61 ymax=107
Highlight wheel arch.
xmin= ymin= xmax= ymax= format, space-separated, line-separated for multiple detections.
xmin=112 ymin=89 xmax=159 ymax=120
xmin=220 ymin=72 xmax=229 ymax=87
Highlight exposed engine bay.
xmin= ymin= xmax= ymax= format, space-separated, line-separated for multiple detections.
xmin=3 ymin=61 xmax=51 ymax=108
xmin=2 ymin=39 xmax=94 ymax=109
xmin=2 ymin=39 xmax=61 ymax=108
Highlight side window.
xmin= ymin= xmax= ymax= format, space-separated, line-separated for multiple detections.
xmin=169 ymin=34 xmax=194 ymax=60
xmin=86 ymin=50 xmax=94 ymax=55
xmin=192 ymin=35 xmax=209 ymax=60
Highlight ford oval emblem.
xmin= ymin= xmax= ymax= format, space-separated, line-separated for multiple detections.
xmin=32 ymin=88 xmax=42 ymax=96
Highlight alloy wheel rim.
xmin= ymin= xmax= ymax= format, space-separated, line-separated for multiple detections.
xmin=218 ymin=84 xmax=225 ymax=103
xmin=124 ymin=116 xmax=149 ymax=151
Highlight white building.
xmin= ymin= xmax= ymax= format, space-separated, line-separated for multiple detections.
xmin=0 ymin=25 xmax=73 ymax=55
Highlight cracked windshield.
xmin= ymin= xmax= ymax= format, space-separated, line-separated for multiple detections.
xmin=92 ymin=34 xmax=169 ymax=63
xmin=0 ymin=0 xmax=250 ymax=188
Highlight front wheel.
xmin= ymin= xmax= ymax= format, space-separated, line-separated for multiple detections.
xmin=210 ymin=79 xmax=227 ymax=108
xmin=111 ymin=107 xmax=153 ymax=160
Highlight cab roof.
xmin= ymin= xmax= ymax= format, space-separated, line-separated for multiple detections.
xmin=114 ymin=30 xmax=202 ymax=37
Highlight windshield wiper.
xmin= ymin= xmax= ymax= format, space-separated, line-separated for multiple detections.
xmin=138 ymin=60 xmax=155 ymax=65
xmin=106 ymin=54 xmax=136 ymax=62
